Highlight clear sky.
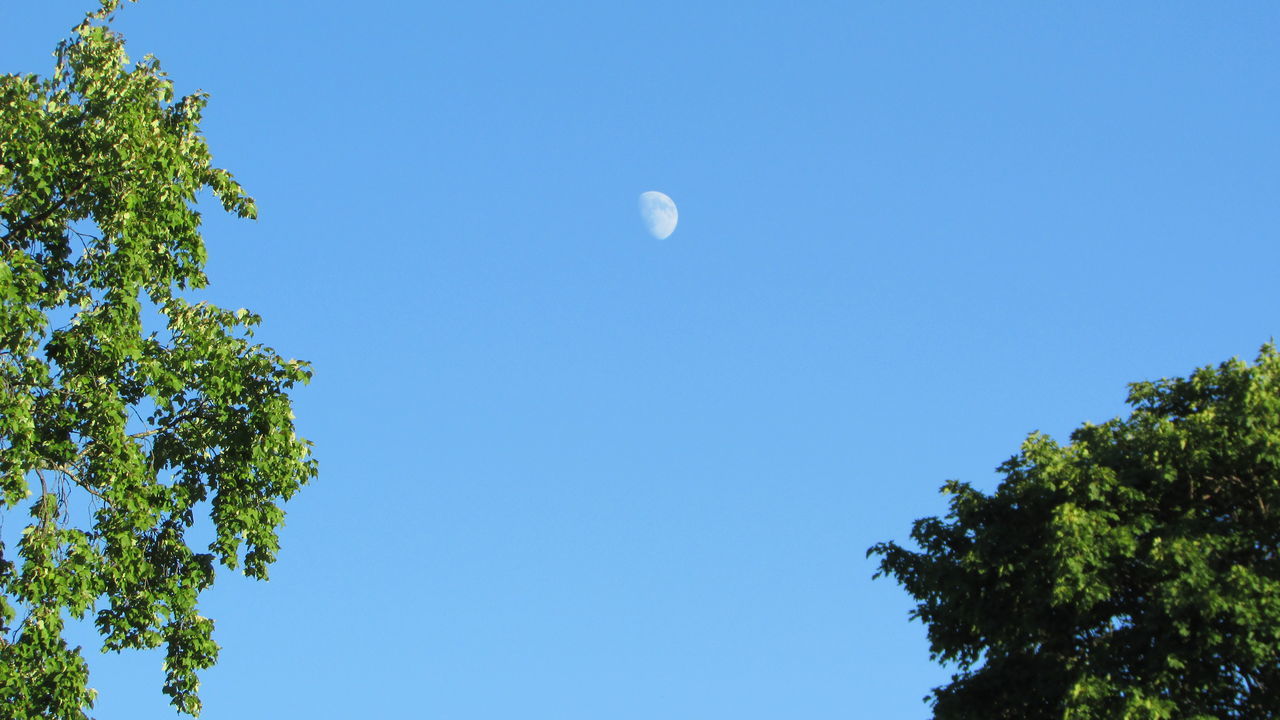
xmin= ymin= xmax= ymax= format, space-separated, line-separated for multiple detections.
xmin=4 ymin=1 xmax=1280 ymax=718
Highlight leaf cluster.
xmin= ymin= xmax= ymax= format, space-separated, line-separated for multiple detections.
xmin=1 ymin=4 xmax=314 ymax=717
xmin=870 ymin=347 xmax=1280 ymax=719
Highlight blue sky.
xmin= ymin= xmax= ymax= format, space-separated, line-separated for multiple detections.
xmin=4 ymin=1 xmax=1280 ymax=718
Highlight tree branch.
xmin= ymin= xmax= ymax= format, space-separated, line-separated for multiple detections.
xmin=0 ymin=175 xmax=94 ymax=248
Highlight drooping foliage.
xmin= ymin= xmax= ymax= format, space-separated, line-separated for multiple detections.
xmin=870 ymin=346 xmax=1280 ymax=719
xmin=0 ymin=2 xmax=315 ymax=716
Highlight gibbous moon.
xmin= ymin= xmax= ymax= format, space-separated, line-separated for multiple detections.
xmin=638 ymin=191 xmax=678 ymax=239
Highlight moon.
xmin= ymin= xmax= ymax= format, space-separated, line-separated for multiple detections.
xmin=638 ymin=191 xmax=678 ymax=239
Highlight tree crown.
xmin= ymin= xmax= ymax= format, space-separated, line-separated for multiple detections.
xmin=1 ymin=3 xmax=315 ymax=717
xmin=870 ymin=346 xmax=1280 ymax=719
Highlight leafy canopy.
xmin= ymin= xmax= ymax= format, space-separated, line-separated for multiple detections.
xmin=870 ymin=346 xmax=1280 ymax=719
xmin=0 ymin=1 xmax=315 ymax=717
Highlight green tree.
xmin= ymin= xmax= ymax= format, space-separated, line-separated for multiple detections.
xmin=870 ymin=346 xmax=1280 ymax=719
xmin=0 ymin=2 xmax=315 ymax=717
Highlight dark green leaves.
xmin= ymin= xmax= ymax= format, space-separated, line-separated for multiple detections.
xmin=870 ymin=346 xmax=1280 ymax=719
xmin=1 ymin=4 xmax=313 ymax=717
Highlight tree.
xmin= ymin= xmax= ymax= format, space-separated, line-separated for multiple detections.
xmin=869 ymin=346 xmax=1280 ymax=719
xmin=0 ymin=2 xmax=316 ymax=717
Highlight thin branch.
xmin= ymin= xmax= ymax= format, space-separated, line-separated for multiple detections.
xmin=53 ymin=465 xmax=109 ymax=504
xmin=33 ymin=469 xmax=52 ymax=529
xmin=0 ymin=175 xmax=92 ymax=246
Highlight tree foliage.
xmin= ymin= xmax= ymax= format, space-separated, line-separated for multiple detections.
xmin=870 ymin=346 xmax=1280 ymax=719
xmin=0 ymin=2 xmax=315 ymax=716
